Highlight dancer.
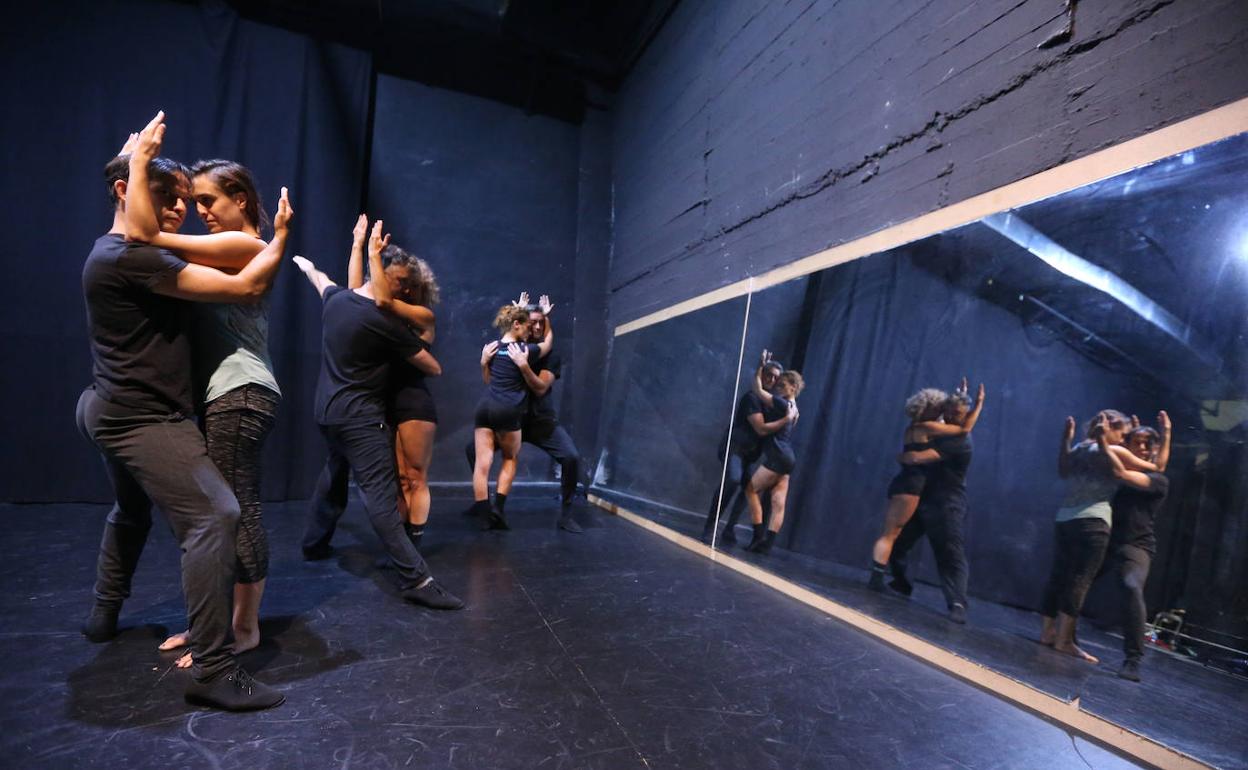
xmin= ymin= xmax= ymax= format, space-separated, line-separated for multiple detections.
xmin=470 ymin=300 xmax=554 ymax=530
xmin=136 ymin=159 xmax=284 ymax=666
xmin=1039 ymin=411 xmax=1159 ymax=662
xmin=742 ymin=368 xmax=804 ymax=554
xmin=344 ymin=215 xmax=439 ymax=551
xmin=868 ymin=385 xmax=984 ymax=591
xmin=78 ymin=111 xmax=287 ymax=710
xmin=887 ymin=381 xmax=985 ymax=624
xmin=465 ymin=294 xmax=583 ymax=532
xmin=1103 ymin=411 xmax=1172 ymax=681
xmin=293 ymin=221 xmax=462 ymax=610
xmin=700 ymin=352 xmax=791 ymax=545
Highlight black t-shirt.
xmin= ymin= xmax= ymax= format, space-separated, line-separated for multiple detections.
xmin=920 ymin=434 xmax=973 ymax=509
xmin=763 ymin=395 xmax=793 ymax=450
xmin=485 ymin=341 xmax=544 ymax=407
xmin=314 ymin=286 xmax=428 ymax=424
xmin=82 ymin=234 xmax=192 ymax=415
xmin=727 ymin=391 xmax=767 ymax=453
xmin=527 ymin=350 xmax=562 ymax=423
xmin=1111 ymin=473 xmax=1169 ymax=553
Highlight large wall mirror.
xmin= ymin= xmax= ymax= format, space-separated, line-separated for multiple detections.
xmin=615 ymin=132 xmax=1248 ymax=769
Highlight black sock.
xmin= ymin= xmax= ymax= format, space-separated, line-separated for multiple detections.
xmin=871 ymin=561 xmax=888 ymax=574
xmin=471 ymin=499 xmax=491 ymax=517
xmin=560 ymin=460 xmax=578 ymax=506
xmin=405 ymin=523 xmax=425 ymax=550
xmin=494 ymin=492 xmax=507 ymax=514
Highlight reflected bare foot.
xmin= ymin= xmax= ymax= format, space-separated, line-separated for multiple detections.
xmin=158 ymin=631 xmax=190 ymax=651
xmin=1054 ymin=641 xmax=1098 ymax=664
xmin=174 ymin=650 xmax=193 ymax=669
xmin=231 ymin=628 xmax=260 ymax=655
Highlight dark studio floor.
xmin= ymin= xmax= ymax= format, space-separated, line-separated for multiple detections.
xmin=597 ymin=490 xmax=1248 ymax=770
xmin=1 ymin=490 xmax=1164 ymax=769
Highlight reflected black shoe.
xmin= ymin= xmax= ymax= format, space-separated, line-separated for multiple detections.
xmin=888 ymin=576 xmax=913 ymax=597
xmin=949 ymin=603 xmax=967 ymax=624
xmin=302 ymin=543 xmax=333 ymax=561
xmin=185 ymin=666 xmax=284 ymax=711
xmin=1118 ymin=659 xmax=1141 ymax=682
xmin=557 ymin=511 xmax=583 ymax=533
xmin=82 ymin=602 xmax=120 ymax=643
xmin=403 ymin=578 xmax=465 ymax=610
xmin=867 ymin=570 xmax=886 ymax=593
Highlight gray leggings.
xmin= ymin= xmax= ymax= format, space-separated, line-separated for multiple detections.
xmin=204 ymin=384 xmax=279 ymax=584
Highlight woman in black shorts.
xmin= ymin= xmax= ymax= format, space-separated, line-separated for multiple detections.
xmin=345 ymin=217 xmax=441 ymax=549
xmin=471 ymin=300 xmax=554 ymax=529
xmin=868 ymin=381 xmax=984 ymax=590
xmin=743 ymin=369 xmax=805 ymax=553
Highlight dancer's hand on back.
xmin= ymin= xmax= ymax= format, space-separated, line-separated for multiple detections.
xmin=272 ymin=187 xmax=292 ymax=235
xmin=538 ymin=295 xmax=553 ymax=315
xmin=368 ymin=219 xmax=390 ymax=259
xmin=133 ymin=110 xmax=166 ymax=162
xmin=513 ymin=291 xmax=530 ymax=308
xmin=506 ymin=342 xmax=529 ymax=367
xmin=352 ymin=213 xmax=368 ymax=245
xmin=480 ymin=341 xmax=499 ymax=366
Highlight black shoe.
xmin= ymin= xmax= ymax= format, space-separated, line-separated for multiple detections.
xmin=185 ymin=667 xmax=285 ymax=711
xmin=403 ymin=578 xmax=465 ymax=610
xmin=744 ymin=524 xmax=766 ymax=551
xmin=302 ymin=543 xmax=333 ymax=561
xmin=482 ymin=507 xmax=510 ymax=531
xmin=748 ymin=530 xmax=775 ymax=554
xmin=949 ymin=603 xmax=967 ymax=624
xmin=887 ymin=576 xmax=913 ymax=597
xmin=557 ymin=512 xmax=583 ymax=533
xmin=867 ymin=571 xmax=886 ymax=592
xmin=1118 ymin=659 xmax=1141 ymax=682
xmin=82 ymin=602 xmax=120 ymax=643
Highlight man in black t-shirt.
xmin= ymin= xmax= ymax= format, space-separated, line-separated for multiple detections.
xmin=464 ymin=304 xmax=584 ymax=532
xmin=1104 ymin=415 xmax=1171 ymax=682
xmin=700 ymin=352 xmax=792 ymax=545
xmin=294 ymin=240 xmax=462 ymax=610
xmin=78 ymin=118 xmax=288 ymax=711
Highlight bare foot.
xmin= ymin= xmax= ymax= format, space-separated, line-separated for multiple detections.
xmin=1054 ymin=641 xmax=1099 ymax=664
xmin=158 ymin=631 xmax=190 ymax=651
xmin=231 ymin=627 xmax=260 ymax=655
xmin=174 ymin=650 xmax=193 ymax=669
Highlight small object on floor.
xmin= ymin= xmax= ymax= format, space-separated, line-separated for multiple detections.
xmin=402 ymin=577 xmax=465 ymax=610
xmin=404 ymin=522 xmax=424 ymax=550
xmin=557 ymin=510 xmax=583 ymax=533
xmin=888 ymin=575 xmax=913 ymax=597
xmin=302 ymin=543 xmax=332 ymax=561
xmin=949 ymin=603 xmax=967 ymax=624
xmin=1118 ymin=659 xmax=1141 ymax=682
xmin=82 ymin=602 xmax=119 ymax=643
xmin=482 ymin=506 xmax=510 ymax=531
xmin=184 ymin=666 xmax=285 ymax=711
xmin=867 ymin=562 xmax=888 ymax=592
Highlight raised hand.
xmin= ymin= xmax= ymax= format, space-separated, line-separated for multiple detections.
xmin=760 ymin=349 xmax=772 ymax=367
xmin=1063 ymin=416 xmax=1076 ymax=444
xmin=118 ymin=132 xmax=139 ymax=156
xmin=956 ymin=376 xmax=969 ymax=395
xmin=368 ymin=219 xmax=391 ymax=260
xmin=1157 ymin=410 xmax=1171 ymax=434
xmin=292 ymin=255 xmax=315 ymax=273
xmin=272 ymin=187 xmax=292 ymax=234
xmin=1129 ymin=414 xmax=1141 ymax=429
xmin=512 ymin=291 xmax=531 ymax=309
xmin=975 ymin=383 xmax=986 ymax=403
xmin=352 ymin=213 xmax=368 ymax=245
xmin=133 ymin=110 xmax=166 ymax=162
xmin=480 ymin=341 xmax=500 ymax=366
xmin=538 ymin=294 xmax=553 ymax=315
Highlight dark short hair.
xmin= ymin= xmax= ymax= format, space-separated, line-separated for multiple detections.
xmin=190 ymin=159 xmax=269 ymax=234
xmin=763 ymin=361 xmax=784 ymax=374
xmin=105 ymin=155 xmax=190 ymax=206
xmin=1126 ymin=426 xmax=1161 ymax=451
xmin=379 ymin=243 xmax=440 ymax=307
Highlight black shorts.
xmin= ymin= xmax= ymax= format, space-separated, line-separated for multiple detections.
xmin=474 ymin=397 xmax=525 ymax=432
xmin=762 ymin=444 xmax=795 ymax=475
xmin=886 ymin=465 xmax=926 ymax=498
xmin=390 ymin=383 xmax=437 ymax=425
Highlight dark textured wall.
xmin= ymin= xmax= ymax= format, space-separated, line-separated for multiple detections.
xmin=607 ymin=0 xmax=1248 ymax=323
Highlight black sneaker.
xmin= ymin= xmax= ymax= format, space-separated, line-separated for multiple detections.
xmin=185 ymin=667 xmax=285 ymax=711
xmin=557 ymin=512 xmax=583 ymax=533
xmin=482 ymin=507 xmax=510 ymax=531
xmin=82 ymin=602 xmax=120 ymax=643
xmin=403 ymin=578 xmax=465 ymax=610
xmin=949 ymin=603 xmax=968 ymax=624
xmin=1118 ymin=659 xmax=1141 ymax=682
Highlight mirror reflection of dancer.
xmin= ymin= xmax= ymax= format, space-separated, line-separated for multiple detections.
xmin=742 ymin=359 xmax=804 ymax=554
xmin=465 ymin=294 xmax=583 ymax=532
xmin=887 ymin=382 xmax=985 ymax=624
xmin=471 ymin=300 xmax=555 ymax=530
xmin=700 ymin=353 xmax=791 ymax=545
xmin=139 ymin=157 xmax=285 ymax=667
xmin=293 ymin=222 xmax=463 ymax=610
xmin=1102 ymin=412 xmax=1171 ymax=682
xmin=344 ymin=216 xmax=439 ymax=551
xmin=868 ymin=386 xmax=984 ymax=591
xmin=1040 ymin=411 xmax=1158 ymax=662
xmin=78 ymin=112 xmax=288 ymax=710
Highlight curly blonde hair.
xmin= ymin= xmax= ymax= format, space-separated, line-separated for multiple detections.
xmin=380 ymin=244 xmax=440 ymax=307
xmin=493 ymin=304 xmax=531 ymax=334
xmin=904 ymin=388 xmax=948 ymax=421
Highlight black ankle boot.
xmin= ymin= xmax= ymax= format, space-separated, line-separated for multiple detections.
xmin=751 ymin=530 xmax=776 ymax=554
xmin=868 ymin=562 xmax=888 ymax=592
xmin=82 ymin=601 xmax=120 ymax=643
xmin=745 ymin=524 xmax=766 ymax=551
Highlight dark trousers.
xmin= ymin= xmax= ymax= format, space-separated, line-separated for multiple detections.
xmin=1108 ymin=544 xmax=1152 ymax=661
xmin=464 ymin=418 xmax=581 ymax=505
xmin=889 ymin=499 xmax=969 ymax=609
xmin=304 ymin=421 xmax=430 ymax=590
xmin=203 ymin=384 xmax=278 ymax=584
xmin=76 ymin=387 xmax=237 ymax=680
xmin=1041 ymin=518 xmax=1111 ymax=618
xmin=703 ymin=449 xmax=755 ymax=534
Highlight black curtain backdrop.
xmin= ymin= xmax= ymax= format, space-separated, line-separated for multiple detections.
xmin=0 ymin=0 xmax=372 ymax=502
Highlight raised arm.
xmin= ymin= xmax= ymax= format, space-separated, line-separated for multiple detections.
xmin=1058 ymin=416 xmax=1076 ymax=478
xmin=1155 ymin=411 xmax=1172 ymax=472
xmin=364 ymin=218 xmax=437 ymax=332
xmin=919 ymin=383 xmax=986 ymax=436
xmin=155 ymin=188 xmax=292 ymax=303
xmin=1098 ymin=433 xmax=1153 ymax=490
xmin=346 ymin=214 xmax=367 ymax=289
xmin=534 ymin=295 xmax=555 ymax=357
xmin=1111 ymin=444 xmax=1159 ymax=473
xmin=292 ymin=255 xmax=336 ymax=298
xmin=752 ymin=350 xmax=776 ymax=408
